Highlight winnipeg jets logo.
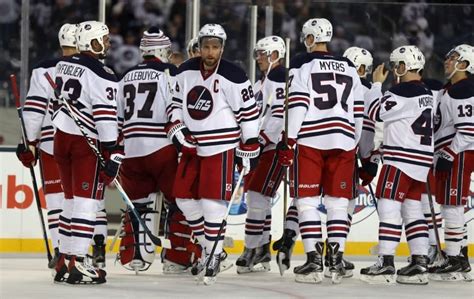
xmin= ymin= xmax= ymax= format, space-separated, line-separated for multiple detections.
xmin=187 ymin=85 xmax=213 ymax=120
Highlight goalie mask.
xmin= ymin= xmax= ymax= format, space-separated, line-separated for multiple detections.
xmin=76 ymin=21 xmax=109 ymax=56
xmin=389 ymin=45 xmax=425 ymax=78
xmin=300 ymin=18 xmax=332 ymax=51
xmin=58 ymin=23 xmax=78 ymax=48
xmin=140 ymin=27 xmax=172 ymax=63
xmin=198 ymin=23 xmax=227 ymax=47
xmin=343 ymin=46 xmax=373 ymax=78
xmin=445 ymin=44 xmax=474 ymax=79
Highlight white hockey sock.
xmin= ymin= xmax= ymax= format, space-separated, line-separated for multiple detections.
xmin=202 ymin=199 xmax=227 ymax=255
xmin=244 ymin=191 xmax=268 ymax=248
xmin=402 ymin=199 xmax=428 ymax=256
xmin=442 ymin=205 xmax=464 ymax=256
xmin=259 ymin=209 xmax=272 ymax=246
xmin=285 ymin=201 xmax=300 ymax=235
xmin=176 ymin=198 xmax=206 ymax=248
xmin=46 ymin=192 xmax=64 ymax=249
xmin=421 ymin=194 xmax=442 ymax=246
xmin=296 ymin=196 xmax=321 ymax=253
xmin=377 ymin=198 xmax=402 ymax=256
xmin=59 ymin=198 xmax=74 ymax=254
xmin=93 ymin=200 xmax=107 ymax=244
xmin=325 ymin=196 xmax=350 ymax=251
xmin=70 ymin=196 xmax=100 ymax=256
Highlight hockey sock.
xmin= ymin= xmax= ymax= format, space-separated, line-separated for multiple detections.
xmin=70 ymin=196 xmax=100 ymax=256
xmin=420 ymin=194 xmax=442 ymax=246
xmin=244 ymin=191 xmax=271 ymax=248
xmin=59 ymin=198 xmax=74 ymax=254
xmin=325 ymin=196 xmax=350 ymax=252
xmin=377 ymin=198 xmax=402 ymax=256
xmin=176 ymin=198 xmax=206 ymax=248
xmin=442 ymin=205 xmax=464 ymax=256
xmin=93 ymin=199 xmax=107 ymax=244
xmin=202 ymin=199 xmax=227 ymax=255
xmin=296 ymin=196 xmax=322 ymax=253
xmin=46 ymin=192 xmax=64 ymax=250
xmin=285 ymin=202 xmax=299 ymax=236
xmin=402 ymin=199 xmax=428 ymax=256
xmin=260 ymin=209 xmax=272 ymax=246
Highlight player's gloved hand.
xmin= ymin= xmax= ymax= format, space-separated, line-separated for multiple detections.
xmin=100 ymin=143 xmax=124 ymax=185
xmin=257 ymin=130 xmax=271 ymax=152
xmin=16 ymin=141 xmax=38 ymax=167
xmin=276 ymin=137 xmax=296 ymax=167
xmin=236 ymin=138 xmax=260 ymax=175
xmin=359 ymin=150 xmax=381 ymax=186
xmin=166 ymin=120 xmax=197 ymax=156
xmin=435 ymin=147 xmax=455 ymax=181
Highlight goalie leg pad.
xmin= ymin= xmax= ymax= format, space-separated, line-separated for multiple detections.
xmin=164 ymin=207 xmax=195 ymax=272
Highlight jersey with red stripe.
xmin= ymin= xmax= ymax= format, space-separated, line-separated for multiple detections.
xmin=169 ymin=57 xmax=259 ymax=156
xmin=23 ymin=58 xmax=61 ymax=155
xmin=117 ymin=60 xmax=176 ymax=158
xmin=434 ymin=78 xmax=474 ymax=154
xmin=367 ymin=81 xmax=434 ymax=182
xmin=287 ymin=51 xmax=364 ymax=151
xmin=52 ymin=54 xmax=119 ymax=143
xmin=255 ymin=65 xmax=286 ymax=153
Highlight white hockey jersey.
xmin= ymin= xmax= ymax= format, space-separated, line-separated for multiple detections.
xmin=367 ymin=81 xmax=434 ymax=182
xmin=168 ymin=57 xmax=259 ymax=157
xmin=117 ymin=59 xmax=176 ymax=158
xmin=359 ymin=79 xmax=384 ymax=159
xmin=287 ymin=51 xmax=365 ymax=151
xmin=23 ymin=58 xmax=61 ymax=155
xmin=52 ymin=54 xmax=119 ymax=144
xmin=254 ymin=65 xmax=286 ymax=153
xmin=434 ymin=78 xmax=474 ymax=153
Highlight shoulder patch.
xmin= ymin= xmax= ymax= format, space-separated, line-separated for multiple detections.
xmin=389 ymin=81 xmax=433 ymax=97
xmin=33 ymin=57 xmax=61 ymax=70
xmin=217 ymin=59 xmax=249 ymax=84
xmin=447 ymin=79 xmax=474 ymax=99
xmin=267 ymin=65 xmax=286 ymax=83
xmin=360 ymin=77 xmax=372 ymax=89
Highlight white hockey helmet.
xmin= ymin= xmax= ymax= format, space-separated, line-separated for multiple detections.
xmin=253 ymin=35 xmax=286 ymax=60
xmin=198 ymin=23 xmax=227 ymax=47
xmin=187 ymin=36 xmax=199 ymax=56
xmin=343 ymin=46 xmax=373 ymax=77
xmin=300 ymin=18 xmax=333 ymax=49
xmin=76 ymin=21 xmax=109 ymax=55
xmin=58 ymin=23 xmax=78 ymax=48
xmin=389 ymin=45 xmax=425 ymax=75
xmin=445 ymin=44 xmax=474 ymax=74
xmin=140 ymin=27 xmax=172 ymax=62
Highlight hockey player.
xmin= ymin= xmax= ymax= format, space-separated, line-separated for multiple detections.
xmin=116 ymin=27 xmax=195 ymax=274
xmin=360 ymin=45 xmax=433 ymax=285
xmin=167 ymin=23 xmax=260 ymax=285
xmin=51 ymin=20 xmax=121 ymax=285
xmin=235 ymin=35 xmax=287 ymax=274
xmin=187 ymin=37 xmax=200 ymax=59
xmin=16 ymin=23 xmax=79 ymax=270
xmin=277 ymin=18 xmax=365 ymax=284
xmin=429 ymin=44 xmax=474 ymax=281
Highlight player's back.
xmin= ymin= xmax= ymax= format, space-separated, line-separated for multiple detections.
xmin=52 ymin=53 xmax=119 ymax=143
xmin=118 ymin=60 xmax=176 ymax=158
xmin=288 ymin=52 xmax=364 ymax=151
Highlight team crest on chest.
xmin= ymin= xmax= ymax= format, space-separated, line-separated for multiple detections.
xmin=187 ymin=85 xmax=213 ymax=120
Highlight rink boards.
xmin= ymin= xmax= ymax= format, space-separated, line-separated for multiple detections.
xmin=0 ymin=147 xmax=473 ymax=256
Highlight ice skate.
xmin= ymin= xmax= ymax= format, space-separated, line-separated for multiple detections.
xmin=53 ymin=253 xmax=68 ymax=283
xmin=92 ymin=235 xmax=106 ymax=269
xmin=360 ymin=255 xmax=396 ymax=284
xmin=325 ymin=242 xmax=346 ymax=284
xmin=66 ymin=255 xmax=106 ymax=285
xmin=459 ymin=246 xmax=472 ymax=282
xmin=294 ymin=242 xmax=324 ymax=284
xmin=203 ymin=254 xmax=221 ymax=286
xmin=429 ymin=255 xmax=464 ymax=282
xmin=252 ymin=241 xmax=271 ymax=272
xmin=236 ymin=247 xmax=256 ymax=274
xmin=276 ymin=229 xmax=296 ymax=275
xmin=396 ymin=255 xmax=429 ymax=285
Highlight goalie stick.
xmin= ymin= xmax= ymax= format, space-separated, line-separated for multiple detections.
xmin=10 ymin=74 xmax=53 ymax=265
xmin=43 ymin=72 xmax=171 ymax=249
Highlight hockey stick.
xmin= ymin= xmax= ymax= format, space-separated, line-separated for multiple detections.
xmin=425 ymin=179 xmax=444 ymax=259
xmin=43 ymin=72 xmax=171 ymax=249
xmin=10 ymin=74 xmax=53 ymax=264
xmin=204 ymin=167 xmax=246 ymax=275
xmin=282 ymin=37 xmax=291 ymax=233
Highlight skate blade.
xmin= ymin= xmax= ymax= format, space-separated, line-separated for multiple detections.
xmin=324 ymin=269 xmax=353 ymax=278
xmin=252 ymin=262 xmax=270 ymax=272
xmin=331 ymin=272 xmax=343 ymax=284
xmin=396 ymin=274 xmax=429 ymax=285
xmin=203 ymin=276 xmax=216 ymax=286
xmin=429 ymin=272 xmax=465 ymax=282
xmin=461 ymin=272 xmax=472 ymax=282
xmin=360 ymin=274 xmax=396 ymax=284
xmin=295 ymin=272 xmax=323 ymax=284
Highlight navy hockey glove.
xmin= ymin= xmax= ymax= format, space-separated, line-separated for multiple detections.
xmin=359 ymin=150 xmax=381 ymax=186
xmin=276 ymin=137 xmax=296 ymax=167
xmin=435 ymin=147 xmax=455 ymax=181
xmin=16 ymin=141 xmax=38 ymax=167
xmin=166 ymin=121 xmax=197 ymax=156
xmin=236 ymin=138 xmax=260 ymax=175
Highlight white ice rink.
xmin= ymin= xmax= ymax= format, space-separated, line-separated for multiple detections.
xmin=1 ymin=255 xmax=473 ymax=299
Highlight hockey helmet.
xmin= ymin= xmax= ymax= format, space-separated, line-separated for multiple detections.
xmin=446 ymin=44 xmax=474 ymax=74
xmin=140 ymin=27 xmax=172 ymax=63
xmin=58 ymin=23 xmax=78 ymax=48
xmin=76 ymin=21 xmax=109 ymax=55
xmin=343 ymin=46 xmax=373 ymax=77
xmin=389 ymin=45 xmax=425 ymax=74
xmin=253 ymin=35 xmax=286 ymax=60
xmin=187 ymin=36 xmax=199 ymax=56
xmin=300 ymin=18 xmax=333 ymax=48
xmin=198 ymin=24 xmax=227 ymax=47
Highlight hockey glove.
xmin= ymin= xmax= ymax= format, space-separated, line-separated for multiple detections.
xmin=276 ymin=138 xmax=296 ymax=167
xmin=435 ymin=147 xmax=455 ymax=181
xmin=100 ymin=143 xmax=124 ymax=185
xmin=236 ymin=138 xmax=261 ymax=175
xmin=16 ymin=141 xmax=38 ymax=167
xmin=166 ymin=121 xmax=197 ymax=156
xmin=358 ymin=150 xmax=381 ymax=186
